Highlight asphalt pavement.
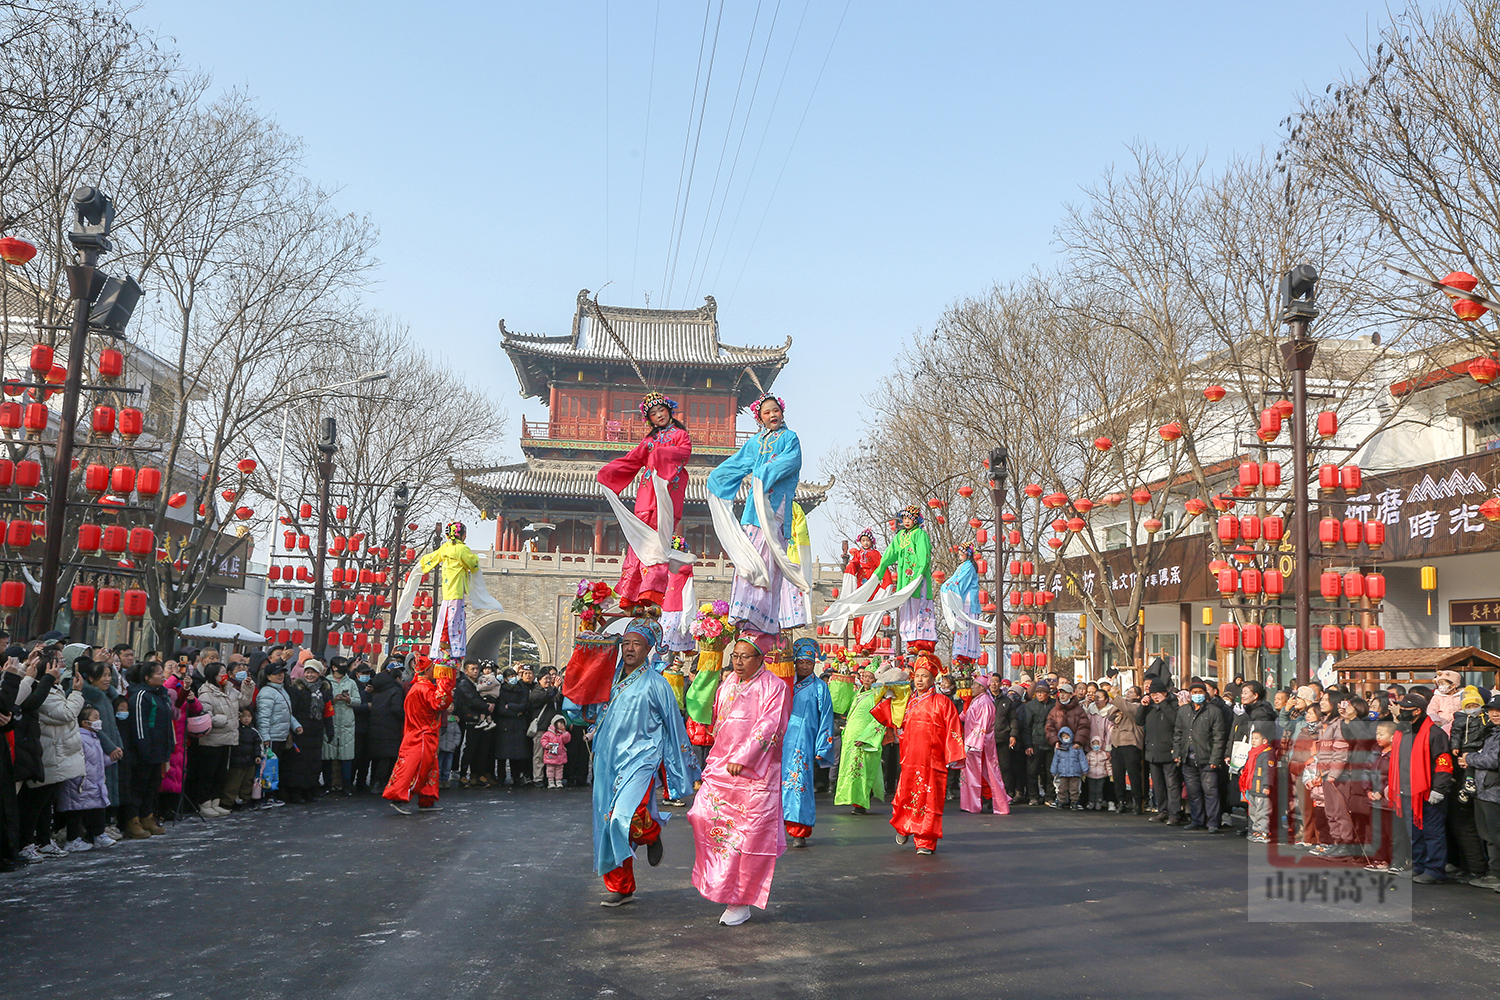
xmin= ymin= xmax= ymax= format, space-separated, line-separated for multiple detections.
xmin=4 ymin=788 xmax=1500 ymax=1000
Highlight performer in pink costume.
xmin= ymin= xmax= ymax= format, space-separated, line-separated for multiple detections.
xmin=687 ymin=634 xmax=792 ymax=927
xmin=960 ymin=674 xmax=1012 ymax=815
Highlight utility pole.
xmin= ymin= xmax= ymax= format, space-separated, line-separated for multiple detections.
xmin=311 ymin=416 xmax=339 ymax=656
xmin=1279 ymin=264 xmax=1319 ymax=687
xmin=384 ymin=481 xmax=409 ymax=655
xmin=989 ymin=445 xmax=1010 ymax=677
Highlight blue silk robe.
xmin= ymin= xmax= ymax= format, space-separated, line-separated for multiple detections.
xmin=781 ymin=674 xmax=835 ymax=827
xmin=705 ymin=425 xmax=803 ymax=544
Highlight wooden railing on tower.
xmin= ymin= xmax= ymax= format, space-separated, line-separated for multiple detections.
xmin=521 ymin=417 xmax=751 ymax=449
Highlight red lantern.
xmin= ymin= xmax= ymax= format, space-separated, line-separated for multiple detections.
xmin=235 ymin=506 xmax=253 ymax=520
xmin=122 ymin=589 xmax=147 ymax=618
xmin=1094 ymin=436 xmax=1113 ymax=451
xmin=128 ymin=527 xmax=153 ymax=555
xmin=77 ymin=523 xmax=101 ymax=552
xmin=1317 ymin=411 xmax=1338 ymax=439
xmin=330 ymin=598 xmax=344 ymax=615
xmin=1007 ymin=530 xmax=1021 ymax=545
xmin=1257 ymin=408 xmax=1281 ymax=442
xmin=70 ymin=584 xmax=95 ymax=614
xmin=1021 ymin=560 xmax=1034 ymax=575
xmin=1263 ymin=569 xmax=1284 ymax=596
xmin=96 ymin=587 xmax=121 ymax=616
xmin=135 ymin=467 xmax=162 ymax=496
xmin=84 ymin=463 xmax=108 ymax=493
xmin=90 ymin=404 xmax=115 ymax=436
xmin=1240 ymin=515 xmax=1261 ymax=541
xmin=331 ymin=567 xmax=344 ymax=585
xmin=280 ymin=598 xmax=293 ymax=614
xmin=101 ymin=525 xmax=127 ymax=554
xmin=0 ymin=401 xmax=19 ymax=430
xmin=292 ymin=629 xmax=305 ymax=644
xmin=269 ymin=565 xmax=282 ymax=582
xmin=1143 ymin=517 xmax=1163 ymax=534
xmin=298 ymin=534 xmax=310 ymax=550
xmin=1469 ymin=356 xmax=1500 ymax=385
xmin=1204 ymin=385 xmax=1227 ymax=402
xmin=1066 ymin=517 xmax=1085 ymax=533
xmin=1340 ymin=518 xmax=1360 ymax=546
xmin=1342 ymin=626 xmax=1364 ymax=653
xmin=5 ymin=519 xmax=30 ymax=548
xmin=278 ymin=629 xmax=293 ymax=644
xmin=1046 ymin=537 xmax=1064 ymax=550
xmin=958 ymin=485 xmax=974 ymax=498
xmin=266 ymin=597 xmax=278 ymax=615
xmin=1238 ymin=462 xmax=1261 ymax=489
xmin=265 ymin=629 xmax=278 ymax=642
xmin=1364 ymin=520 xmax=1385 ymax=548
xmin=0 ymin=580 xmax=24 ymax=608
xmin=98 ymin=348 xmax=124 ymax=380
xmin=1366 ymin=573 xmax=1386 ymax=602
xmin=1264 ymin=623 xmax=1286 ymax=651
xmin=1131 ymin=488 xmax=1151 ymax=505
xmin=294 ymin=598 xmax=306 ymax=613
xmin=333 ymin=535 xmax=348 ymax=554
xmin=968 ymin=517 xmax=983 ymax=530
xmin=1263 ymin=515 xmax=1284 ymax=542
xmin=1218 ymin=623 xmax=1239 ymax=649
xmin=1318 ymin=464 xmax=1339 ymax=491
xmin=1242 ymin=622 xmax=1263 ymax=649
xmin=976 ymin=528 xmax=988 ymax=545
xmin=1442 ymin=272 xmax=1490 ymax=321
xmin=1319 ymin=518 xmax=1339 ymax=548
xmin=1321 ymin=626 xmax=1342 ymax=652
xmin=1217 ymin=515 xmax=1239 ymax=543
xmin=1261 ymin=462 xmax=1282 ymax=489
xmin=1365 ymin=627 xmax=1386 ymax=651
xmin=28 ymin=344 xmax=53 ymax=376
xmin=300 ymin=502 xmax=313 ymax=519
xmin=168 ymin=492 xmax=188 ymax=508
xmin=1344 ymin=571 xmax=1365 ymax=599
xmin=1159 ymin=422 xmax=1183 ymax=441
xmin=110 ymin=465 xmax=135 ymax=494
xmin=336 ymin=504 xmax=349 ymax=520
xmin=1320 ymin=571 xmax=1342 ymax=601
xmin=1241 ymin=567 xmax=1261 ymax=595
xmin=1340 ymin=465 xmax=1362 ymax=491
xmin=1217 ymin=567 xmax=1238 ymax=595
xmin=23 ymin=402 xmax=48 ymax=433
xmin=0 ymin=237 xmax=38 ymax=266
xmin=237 ymin=458 xmax=257 ymax=475
xmin=118 ymin=407 xmax=142 ymax=439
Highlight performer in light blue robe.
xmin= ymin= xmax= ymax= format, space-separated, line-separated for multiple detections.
xmin=942 ymin=547 xmax=983 ymax=663
xmin=704 ymin=391 xmax=803 ymax=635
xmin=781 ymin=638 xmax=835 ymax=847
xmin=591 ymin=618 xmax=699 ymax=906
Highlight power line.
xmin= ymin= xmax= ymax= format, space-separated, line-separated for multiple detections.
xmin=628 ymin=0 xmax=662 ymax=307
xmin=679 ymin=0 xmax=767 ymax=305
xmin=663 ymin=0 xmax=726 ymax=307
xmin=604 ymin=0 xmax=610 ymax=286
xmin=728 ymin=0 xmax=850 ymax=307
xmin=660 ymin=1 xmax=716 ymax=307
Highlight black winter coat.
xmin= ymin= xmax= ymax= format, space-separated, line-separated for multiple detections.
xmin=127 ymin=683 xmax=175 ymax=767
xmin=1137 ymin=698 xmax=1179 ymax=764
xmin=528 ymin=684 xmax=563 ymax=736
xmin=11 ymin=673 xmax=54 ymax=784
xmin=1230 ymin=700 xmax=1280 ymax=748
xmin=495 ymin=680 xmax=533 ymax=759
xmin=366 ymin=673 xmax=406 ymax=758
xmin=352 ymin=677 xmax=372 ymax=736
xmin=1173 ymin=702 xmax=1228 ymax=766
xmin=282 ymin=680 xmax=326 ymax=788
xmin=0 ymin=671 xmax=21 ymax=859
xmin=454 ymin=676 xmax=488 ymax=725
xmin=1019 ymin=697 xmax=1053 ymax=749
xmin=992 ymin=695 xmax=1021 ymax=752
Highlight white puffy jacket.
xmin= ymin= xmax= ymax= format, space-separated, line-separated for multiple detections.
xmin=36 ymin=684 xmax=86 ymax=786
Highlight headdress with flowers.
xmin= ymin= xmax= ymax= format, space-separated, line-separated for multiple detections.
xmin=570 ymin=578 xmax=617 ymax=630
xmin=895 ymin=504 xmax=924 ymax=528
xmin=671 ymin=534 xmax=686 ymax=551
xmin=689 ymin=599 xmax=736 ymax=651
xmin=855 ymin=527 xmax=876 ymax=547
xmin=445 ymin=521 xmax=466 ymax=541
xmin=639 ymin=390 xmax=678 ymax=422
xmin=750 ymin=391 xmax=786 ymax=425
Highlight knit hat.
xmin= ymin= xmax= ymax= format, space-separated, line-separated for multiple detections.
xmin=1148 ymin=678 xmax=1169 ymax=694
xmin=1295 ymin=685 xmax=1317 ymax=703
xmin=1461 ymin=685 xmax=1485 ymax=709
xmin=1436 ymin=669 xmax=1463 ymax=688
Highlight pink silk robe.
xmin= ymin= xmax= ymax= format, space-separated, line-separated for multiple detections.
xmin=872 ymin=689 xmax=965 ymax=842
xmin=596 ymin=425 xmax=692 ymax=604
xmin=687 ymin=666 xmax=793 ymax=909
xmin=960 ymin=688 xmax=1011 ymax=815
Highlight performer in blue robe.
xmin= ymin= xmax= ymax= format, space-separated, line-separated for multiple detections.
xmin=705 ymin=391 xmax=804 ymax=636
xmin=591 ymin=618 xmax=699 ymax=907
xmin=942 ymin=547 xmax=983 ymax=664
xmin=781 ymin=638 xmax=835 ymax=847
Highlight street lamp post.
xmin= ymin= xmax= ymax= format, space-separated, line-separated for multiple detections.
xmin=989 ymin=445 xmax=1010 ymax=677
xmin=310 ymin=416 xmax=339 ymax=657
xmin=1278 ymin=264 xmax=1320 ymax=687
xmin=384 ymin=482 xmax=409 ymax=655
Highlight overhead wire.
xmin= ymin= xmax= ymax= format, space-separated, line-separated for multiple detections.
xmin=660 ymin=1 xmax=716 ymax=308
xmin=628 ymin=0 xmax=662 ymax=307
xmin=604 ymin=0 xmax=610 ymax=285
xmin=662 ymin=0 xmax=726 ymax=307
xmin=678 ymin=0 xmax=768 ymax=305
xmin=728 ymin=0 xmax=851 ymax=307
xmin=688 ymin=0 xmax=782 ymax=305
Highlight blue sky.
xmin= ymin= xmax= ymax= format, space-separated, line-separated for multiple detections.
xmin=136 ymin=0 xmax=1394 ymax=555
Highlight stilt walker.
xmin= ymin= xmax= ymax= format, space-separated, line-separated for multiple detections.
xmin=383 ymin=656 xmax=456 ymax=814
xmin=592 ymin=618 xmax=699 ymax=907
xmin=872 ymin=651 xmax=964 ymax=854
xmin=940 ymin=546 xmax=985 ymax=668
xmin=420 ymin=522 xmax=479 ymax=659
xmin=845 ymin=528 xmax=883 ymax=653
xmin=704 ymin=392 xmax=806 ymax=643
xmin=879 ymin=505 xmax=936 ymax=653
xmin=782 ymin=637 xmax=834 ymax=847
xmin=597 ymin=392 xmax=693 ymax=611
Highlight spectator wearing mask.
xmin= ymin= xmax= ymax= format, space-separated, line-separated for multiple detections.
xmin=986 ymin=673 xmax=1021 ymax=805
xmin=323 ymin=659 xmax=362 ymax=794
xmin=125 ymin=661 xmax=175 ymax=839
xmin=366 ymin=660 xmax=407 ymax=792
xmin=1050 ymin=727 xmax=1087 ymax=809
xmin=255 ymin=661 xmax=298 ymax=802
xmin=79 ymin=661 xmax=125 ymax=836
xmin=350 ymin=660 xmax=375 ymax=792
xmin=160 ymin=666 xmax=202 ymax=816
xmin=21 ymin=653 xmax=87 ymax=859
xmin=57 ymin=704 xmax=112 ymax=851
xmin=1173 ymin=679 xmax=1227 ymax=833
xmin=528 ymin=669 xmax=564 ymax=786
xmin=1107 ymin=687 xmax=1145 ymax=815
xmin=1085 ymin=736 xmax=1113 ymax=811
xmin=1427 ymin=670 xmax=1465 ymax=735
xmin=1019 ymin=683 xmax=1054 ymax=806
xmin=1459 ymin=694 xmax=1500 ymax=891
xmin=1045 ymin=682 xmax=1092 ymax=751
xmin=283 ymin=660 xmax=330 ymax=804
xmin=454 ymin=660 xmax=495 ymax=787
xmin=1138 ymin=679 xmax=1181 ymax=825
xmin=222 ymin=708 xmax=264 ymax=810
xmin=1391 ymin=693 xmax=1455 ymax=884
xmin=495 ymin=667 xmax=534 ymax=787
xmin=191 ymin=663 xmax=241 ymax=818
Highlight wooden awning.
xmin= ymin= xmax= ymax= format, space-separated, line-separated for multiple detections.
xmin=1334 ymin=646 xmax=1500 ymax=684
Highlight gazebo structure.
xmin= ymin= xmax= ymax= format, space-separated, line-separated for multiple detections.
xmin=1334 ymin=646 xmax=1500 ymax=688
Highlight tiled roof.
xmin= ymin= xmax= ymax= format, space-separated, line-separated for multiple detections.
xmin=1335 ymin=646 xmax=1500 ymax=672
xmin=501 ymin=290 xmax=790 ymax=369
xmin=454 ymin=461 xmax=832 ymax=511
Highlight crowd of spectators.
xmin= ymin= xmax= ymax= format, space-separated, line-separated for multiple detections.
xmin=0 ymin=631 xmax=570 ymax=873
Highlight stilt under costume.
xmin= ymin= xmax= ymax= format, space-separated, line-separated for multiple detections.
xmin=845 ymin=529 xmax=883 ymax=653
xmin=940 ymin=548 xmax=985 ymax=663
xmin=597 ymin=392 xmax=693 ymax=609
xmin=419 ymin=523 xmax=480 ymax=659
xmin=959 ymin=677 xmax=1012 ymax=815
xmin=687 ymin=646 xmax=793 ymax=910
xmin=877 ymin=506 xmax=936 ymax=651
xmin=872 ymin=654 xmax=964 ymax=851
xmin=782 ymin=638 xmax=834 ymax=839
xmin=383 ymin=658 xmax=456 ymax=809
xmin=704 ymin=392 xmax=806 ymax=637
xmin=660 ymin=536 xmax=696 ymax=652
xmin=591 ymin=619 xmax=699 ymax=898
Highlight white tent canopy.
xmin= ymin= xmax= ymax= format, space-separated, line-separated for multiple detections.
xmin=178 ymin=621 xmax=267 ymax=644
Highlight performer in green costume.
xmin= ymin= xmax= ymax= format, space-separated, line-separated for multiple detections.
xmin=835 ymin=664 xmax=888 ymax=814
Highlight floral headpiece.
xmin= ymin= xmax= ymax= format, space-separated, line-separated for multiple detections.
xmin=750 ymin=391 xmax=786 ymax=425
xmin=855 ymin=527 xmax=876 ymax=546
xmin=913 ymin=650 xmax=947 ymax=676
xmin=445 ymin=521 xmax=466 ymax=541
xmin=671 ymin=534 xmax=686 ymax=551
xmin=639 ymin=391 xmax=678 ymax=422
xmin=895 ymin=504 xmax=924 ymax=528
xmin=962 ymin=544 xmax=976 ymax=561
xmin=624 ymin=617 xmax=664 ymax=650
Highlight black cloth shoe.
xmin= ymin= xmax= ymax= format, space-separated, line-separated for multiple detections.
xmin=601 ymin=892 xmax=635 ymax=907
xmin=647 ymin=839 xmax=664 ymax=867
xmin=790 ymin=836 xmax=807 ymax=848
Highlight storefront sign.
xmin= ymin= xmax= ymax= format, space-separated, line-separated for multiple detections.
xmin=1450 ymin=599 xmax=1500 ymax=626
xmin=1052 ymin=533 xmax=1216 ymax=611
xmin=1345 ymin=453 xmax=1500 ymax=561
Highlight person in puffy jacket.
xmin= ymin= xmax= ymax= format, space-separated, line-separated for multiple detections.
xmin=160 ymin=670 xmax=201 ymax=807
xmin=1108 ymin=688 xmax=1145 ymax=814
xmin=1045 ymin=682 xmax=1092 ymax=749
xmin=366 ymin=664 xmax=406 ymax=792
xmin=1050 ymin=727 xmax=1087 ymax=808
xmin=191 ymin=664 xmax=242 ymax=818
xmin=125 ymin=661 xmax=175 ymax=839
xmin=255 ymin=661 xmax=297 ymax=745
xmin=223 ymin=708 xmax=264 ymax=810
xmin=1173 ymin=679 xmax=1227 ymax=831
xmin=17 ymin=659 xmax=86 ymax=860
xmin=1459 ymin=693 xmax=1500 ymax=889
xmin=322 ymin=659 xmax=361 ymax=793
xmin=1137 ymin=679 xmax=1182 ymax=824
xmin=1019 ymin=684 xmax=1054 ymax=805
xmin=57 ymin=704 xmax=112 ymax=851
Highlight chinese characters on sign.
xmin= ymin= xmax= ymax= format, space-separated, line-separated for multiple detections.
xmin=1449 ymin=599 xmax=1500 ymax=627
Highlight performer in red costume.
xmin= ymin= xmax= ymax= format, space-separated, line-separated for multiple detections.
xmin=845 ymin=528 xmax=883 ymax=653
xmin=597 ymin=391 xmax=693 ymax=611
xmin=384 ymin=656 xmax=457 ymax=815
xmin=871 ymin=651 xmax=965 ymax=854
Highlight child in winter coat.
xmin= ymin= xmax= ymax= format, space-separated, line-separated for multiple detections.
xmin=222 ymin=708 xmax=263 ymax=810
xmin=438 ymin=711 xmax=462 ymax=787
xmin=57 ymin=705 xmax=112 ymax=851
xmin=1239 ymin=726 xmax=1276 ymax=843
xmin=472 ymin=673 xmax=499 ymax=731
xmin=1366 ymin=720 xmax=1411 ymax=873
xmin=1085 ymin=736 xmax=1114 ymax=811
xmin=537 ymin=716 xmax=571 ymax=788
xmin=1050 ymin=726 xmax=1088 ymax=809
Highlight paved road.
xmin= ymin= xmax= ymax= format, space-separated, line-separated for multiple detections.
xmin=4 ymin=789 xmax=1500 ymax=1000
